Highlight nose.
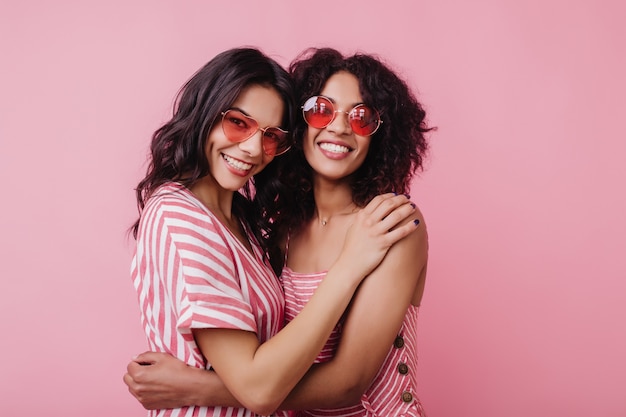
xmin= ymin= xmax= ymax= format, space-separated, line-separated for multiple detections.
xmin=237 ymin=129 xmax=264 ymax=157
xmin=326 ymin=110 xmax=352 ymax=135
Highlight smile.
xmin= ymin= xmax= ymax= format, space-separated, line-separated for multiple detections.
xmin=319 ymin=143 xmax=351 ymax=154
xmin=222 ymin=154 xmax=253 ymax=171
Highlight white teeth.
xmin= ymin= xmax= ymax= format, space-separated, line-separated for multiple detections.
xmin=319 ymin=143 xmax=350 ymax=153
xmin=222 ymin=154 xmax=252 ymax=171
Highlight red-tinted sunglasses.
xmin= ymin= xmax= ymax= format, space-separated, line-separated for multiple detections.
xmin=301 ymin=95 xmax=382 ymax=136
xmin=221 ymin=109 xmax=291 ymax=156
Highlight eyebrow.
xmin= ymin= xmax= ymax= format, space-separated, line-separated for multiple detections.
xmin=227 ymin=107 xmax=283 ymax=128
xmin=229 ymin=106 xmax=250 ymax=116
xmin=319 ymin=94 xmax=365 ymax=109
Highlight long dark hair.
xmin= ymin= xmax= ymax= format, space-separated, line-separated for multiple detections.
xmin=275 ymin=47 xmax=433 ymax=239
xmin=132 ymin=47 xmax=295 ymax=265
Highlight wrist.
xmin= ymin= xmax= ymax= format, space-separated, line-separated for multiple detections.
xmin=327 ymin=258 xmax=365 ymax=291
xmin=186 ymin=367 xmax=215 ymax=407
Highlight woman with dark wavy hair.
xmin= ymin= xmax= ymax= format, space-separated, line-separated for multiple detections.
xmin=275 ymin=47 xmax=431 ymax=417
xmin=128 ymin=47 xmax=419 ymax=417
xmin=126 ymin=47 xmax=430 ymax=417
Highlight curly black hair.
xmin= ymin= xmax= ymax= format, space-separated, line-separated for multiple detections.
xmin=267 ymin=47 xmax=432 ymax=246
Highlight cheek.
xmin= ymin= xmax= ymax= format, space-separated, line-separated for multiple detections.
xmin=263 ymin=154 xmax=275 ymax=165
xmin=257 ymin=154 xmax=275 ymax=171
xmin=204 ymin=129 xmax=221 ymax=154
xmin=302 ymin=129 xmax=318 ymax=152
xmin=354 ymin=139 xmax=371 ymax=166
xmin=302 ymin=142 xmax=315 ymax=163
xmin=357 ymin=138 xmax=371 ymax=154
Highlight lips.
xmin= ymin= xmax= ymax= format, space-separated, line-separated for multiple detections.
xmin=318 ymin=142 xmax=351 ymax=154
xmin=222 ymin=154 xmax=253 ymax=171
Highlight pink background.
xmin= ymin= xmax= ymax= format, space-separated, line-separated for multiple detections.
xmin=1 ymin=1 xmax=624 ymax=415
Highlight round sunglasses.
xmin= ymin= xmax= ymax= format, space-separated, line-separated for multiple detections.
xmin=221 ymin=109 xmax=291 ymax=156
xmin=301 ymin=95 xmax=382 ymax=136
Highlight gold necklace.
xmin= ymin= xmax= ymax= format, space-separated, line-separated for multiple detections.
xmin=317 ymin=203 xmax=357 ymax=227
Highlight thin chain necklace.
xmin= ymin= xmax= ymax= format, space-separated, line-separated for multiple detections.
xmin=317 ymin=202 xmax=357 ymax=227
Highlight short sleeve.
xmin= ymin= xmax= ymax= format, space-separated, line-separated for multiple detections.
xmin=152 ymin=194 xmax=258 ymax=334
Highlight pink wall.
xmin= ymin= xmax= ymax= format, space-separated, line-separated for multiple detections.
xmin=1 ymin=1 xmax=624 ymax=415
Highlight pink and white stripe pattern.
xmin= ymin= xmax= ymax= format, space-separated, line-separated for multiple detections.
xmin=281 ymin=268 xmax=426 ymax=417
xmin=131 ymin=182 xmax=285 ymax=417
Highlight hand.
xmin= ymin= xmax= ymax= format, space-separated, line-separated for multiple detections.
xmin=123 ymin=351 xmax=202 ymax=410
xmin=338 ymin=193 xmax=418 ymax=279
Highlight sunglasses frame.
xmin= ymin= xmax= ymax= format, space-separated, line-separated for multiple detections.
xmin=220 ymin=109 xmax=291 ymax=157
xmin=301 ymin=95 xmax=382 ymax=136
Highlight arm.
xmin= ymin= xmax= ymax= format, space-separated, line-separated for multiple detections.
xmin=124 ymin=352 xmax=240 ymax=409
xmin=191 ymin=193 xmax=418 ymax=415
xmin=281 ymin=211 xmax=429 ymax=409
xmin=127 ymin=193 xmax=419 ymax=415
xmin=125 ymin=205 xmax=427 ymax=411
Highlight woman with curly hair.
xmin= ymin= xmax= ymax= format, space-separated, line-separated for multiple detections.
xmin=126 ymin=47 xmax=431 ymax=417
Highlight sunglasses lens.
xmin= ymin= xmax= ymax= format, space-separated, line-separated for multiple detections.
xmin=349 ymin=105 xmax=380 ymax=136
xmin=222 ymin=110 xmax=256 ymax=142
xmin=303 ymin=96 xmax=380 ymax=136
xmin=262 ymin=128 xmax=290 ymax=156
xmin=302 ymin=96 xmax=334 ymax=129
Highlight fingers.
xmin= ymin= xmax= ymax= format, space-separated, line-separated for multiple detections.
xmin=132 ymin=351 xmax=163 ymax=365
xmin=123 ymin=371 xmax=136 ymax=390
xmin=123 ymin=370 xmax=144 ymax=404
xmin=127 ymin=359 xmax=146 ymax=375
xmin=124 ymin=365 xmax=150 ymax=405
xmin=126 ymin=354 xmax=158 ymax=383
xmin=383 ymin=213 xmax=420 ymax=244
xmin=359 ymin=193 xmax=420 ymax=244
xmin=377 ymin=197 xmax=417 ymax=231
xmin=360 ymin=192 xmax=399 ymax=215
xmin=363 ymin=193 xmax=414 ymax=221
xmin=365 ymin=194 xmax=416 ymax=227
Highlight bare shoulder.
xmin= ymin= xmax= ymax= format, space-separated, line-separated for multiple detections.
xmin=385 ymin=204 xmax=428 ymax=270
xmin=400 ymin=203 xmax=428 ymax=247
xmin=358 ymin=202 xmax=428 ymax=307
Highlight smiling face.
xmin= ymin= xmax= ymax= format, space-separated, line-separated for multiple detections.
xmin=303 ymin=71 xmax=371 ymax=182
xmin=205 ymin=84 xmax=284 ymax=191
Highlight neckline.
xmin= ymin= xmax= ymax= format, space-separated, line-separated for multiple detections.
xmin=174 ymin=183 xmax=260 ymax=262
xmin=282 ymin=265 xmax=328 ymax=277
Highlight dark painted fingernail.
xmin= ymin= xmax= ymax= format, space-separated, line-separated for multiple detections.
xmin=405 ymin=194 xmax=411 ymax=199
xmin=410 ymin=203 xmax=416 ymax=209
xmin=413 ymin=219 xmax=420 ymax=226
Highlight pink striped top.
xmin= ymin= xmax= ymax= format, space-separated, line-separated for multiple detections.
xmin=131 ymin=183 xmax=286 ymax=417
xmin=282 ymin=268 xmax=426 ymax=417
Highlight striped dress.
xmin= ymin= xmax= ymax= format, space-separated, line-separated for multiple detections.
xmin=131 ymin=182 xmax=287 ymax=417
xmin=282 ymin=268 xmax=426 ymax=417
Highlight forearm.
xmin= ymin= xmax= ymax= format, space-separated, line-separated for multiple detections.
xmin=184 ymin=362 xmax=359 ymax=411
xmin=278 ymin=310 xmax=396 ymax=410
xmin=183 ymin=349 xmax=364 ymax=410
xmin=195 ymin=257 xmax=367 ymax=414
xmin=187 ymin=347 xmax=372 ymax=411
xmin=280 ymin=361 xmax=365 ymax=410
xmin=234 ymin=259 xmax=364 ymax=402
xmin=187 ymin=369 xmax=242 ymax=408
